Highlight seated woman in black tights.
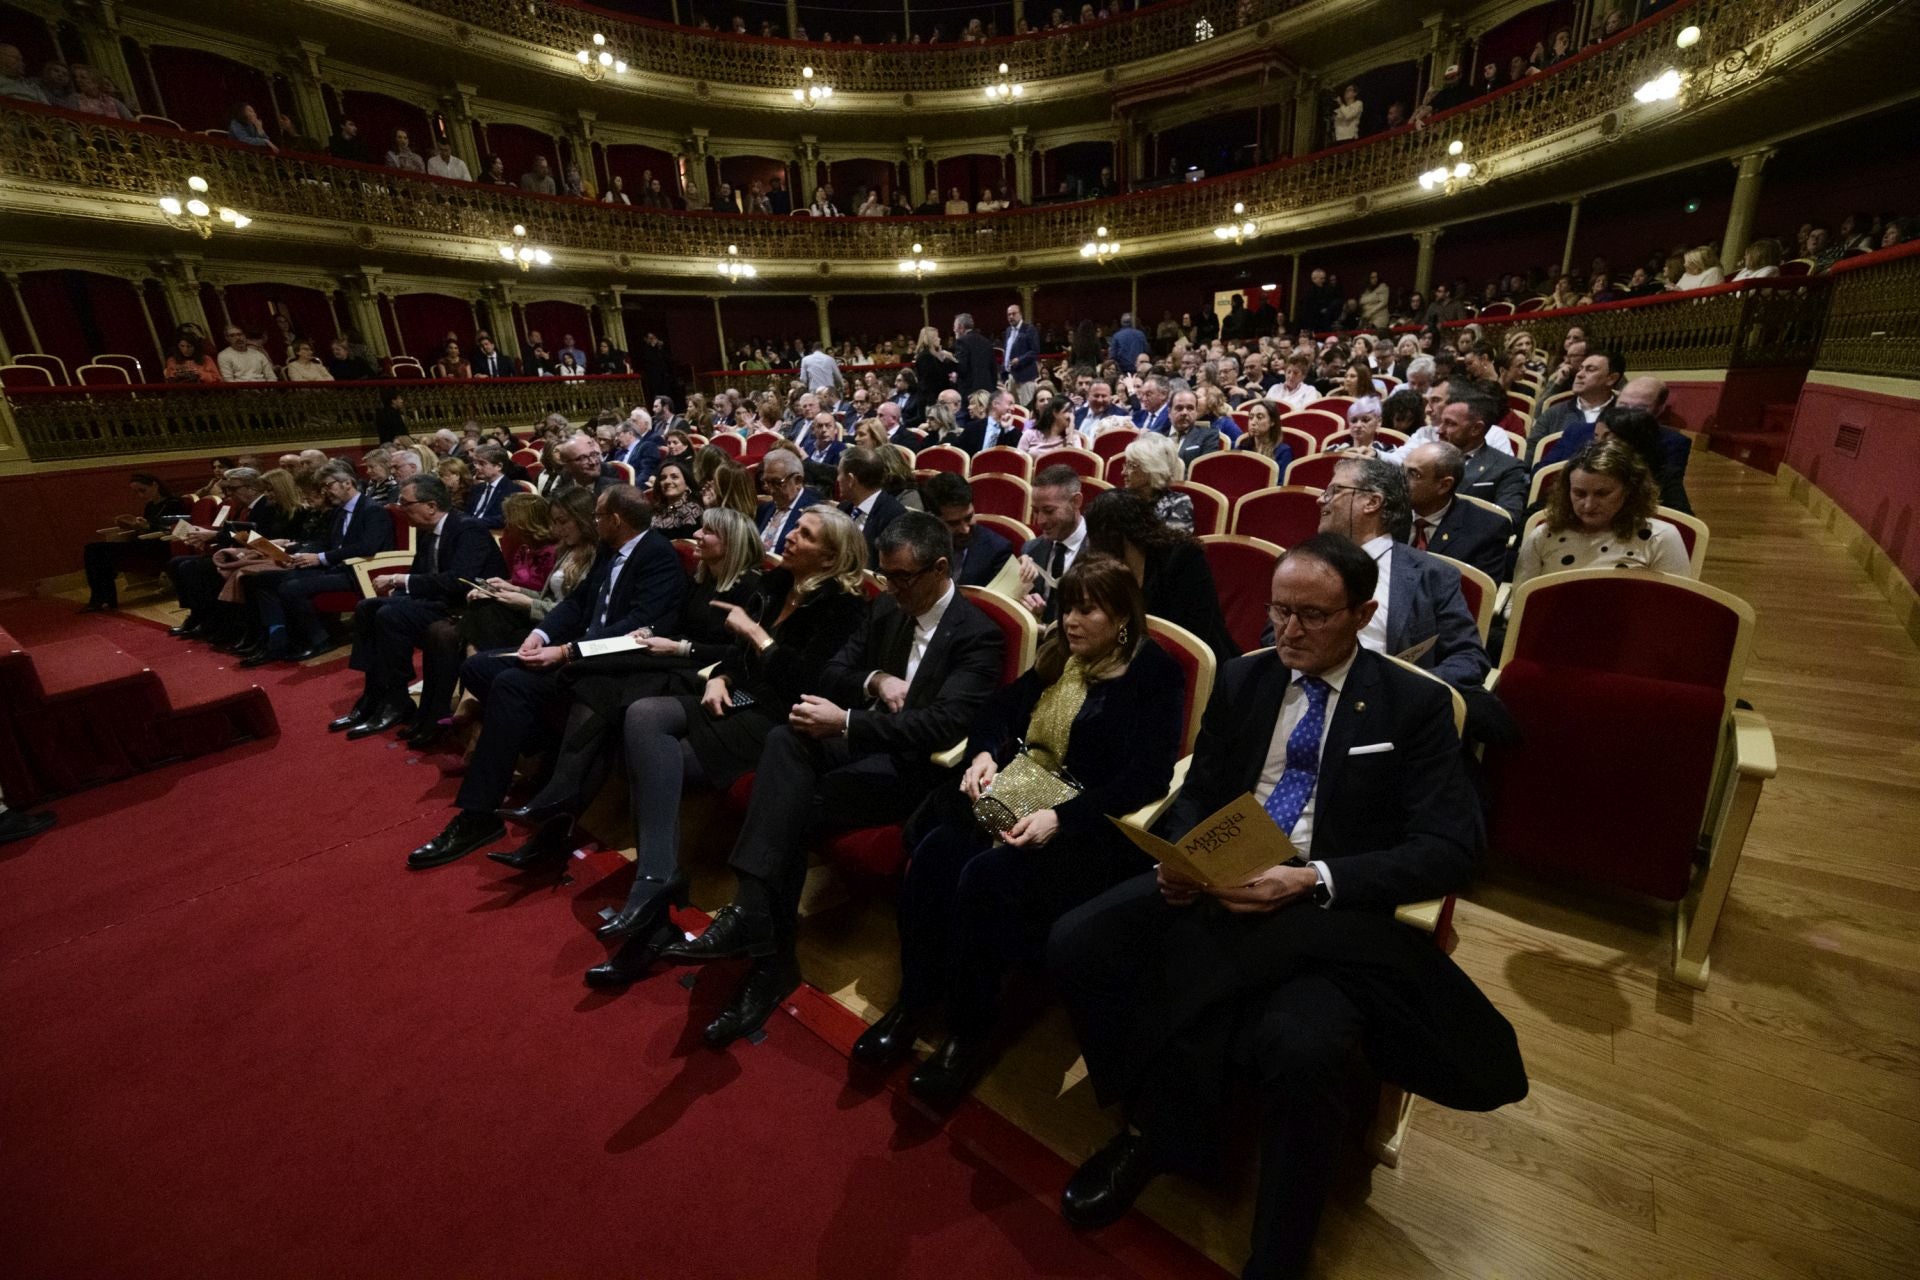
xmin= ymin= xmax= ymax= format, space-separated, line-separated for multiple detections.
xmin=853 ymin=556 xmax=1185 ymax=1108
xmin=490 ymin=506 xmax=767 ymax=865
xmin=572 ymin=506 xmax=868 ymax=990
xmin=82 ymin=472 xmax=189 ymax=612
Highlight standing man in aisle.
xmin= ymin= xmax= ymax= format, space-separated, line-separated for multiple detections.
xmin=1002 ymin=303 xmax=1041 ymax=407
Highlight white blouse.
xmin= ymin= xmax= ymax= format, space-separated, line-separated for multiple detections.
xmin=1332 ymin=98 xmax=1364 ymax=141
xmin=1512 ymin=518 xmax=1692 ymax=591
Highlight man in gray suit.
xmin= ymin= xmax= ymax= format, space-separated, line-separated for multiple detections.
xmin=1437 ymin=387 xmax=1528 ymax=524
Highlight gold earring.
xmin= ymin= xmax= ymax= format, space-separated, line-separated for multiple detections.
xmin=1117 ymin=624 xmax=1130 ymax=646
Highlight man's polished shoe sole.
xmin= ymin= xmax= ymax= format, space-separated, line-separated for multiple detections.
xmin=405 ymin=819 xmax=506 ymax=869
xmin=237 ymin=650 xmax=286 ymax=669
xmin=596 ymin=874 xmax=688 ymax=942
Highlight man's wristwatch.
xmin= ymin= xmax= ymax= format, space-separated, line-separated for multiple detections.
xmin=1309 ymin=865 xmax=1332 ymax=907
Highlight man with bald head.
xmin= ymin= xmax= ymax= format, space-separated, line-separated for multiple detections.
xmin=1401 ymin=441 xmax=1514 ymax=582
xmin=878 ymin=398 xmax=925 ymax=450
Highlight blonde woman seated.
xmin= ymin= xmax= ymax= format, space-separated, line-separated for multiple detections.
xmin=1673 ymin=245 xmax=1725 ymax=291
xmin=1732 ymin=238 xmax=1781 ymax=280
xmin=437 ymin=457 xmax=472 ymax=511
xmin=1511 ymin=439 xmax=1692 ymax=593
xmin=1120 ymin=432 xmax=1194 ymax=534
xmin=1018 ymin=399 xmax=1089 ymax=456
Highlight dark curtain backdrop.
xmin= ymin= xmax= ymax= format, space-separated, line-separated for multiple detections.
xmin=522 ymin=301 xmax=593 ymax=352
xmin=933 ymin=155 xmax=1008 ymax=205
xmin=1156 ymin=109 xmax=1259 ymax=179
xmin=220 ymin=283 xmax=338 ymax=363
xmin=0 ymin=6 xmax=59 ymax=69
xmin=927 ymin=287 xmax=1017 ymax=340
xmin=828 ymin=295 xmax=924 ymax=348
xmin=625 ymin=296 xmax=719 ymax=374
xmin=1306 ymin=240 xmax=1420 ymax=308
xmin=481 ymin=122 xmax=560 ymax=184
xmin=391 ymin=292 xmax=476 ymax=365
xmin=9 ymin=271 xmax=154 ymax=373
xmin=145 ymin=46 xmax=271 ymax=133
xmin=719 ymin=296 xmax=818 ymax=361
xmin=718 ymin=155 xmax=790 ymax=200
xmin=603 ymin=143 xmax=681 ymax=200
xmin=1042 ymin=141 xmax=1114 ymax=199
xmin=1476 ymin=0 xmax=1580 ymax=86
xmin=825 ymin=158 xmax=897 ymax=202
xmin=336 ymin=90 xmax=432 ymax=161
xmin=1035 ymin=278 xmax=1130 ymax=332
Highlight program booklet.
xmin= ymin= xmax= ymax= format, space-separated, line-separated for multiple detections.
xmin=1110 ymin=791 xmax=1300 ymax=888
xmin=246 ymin=532 xmax=291 ymax=564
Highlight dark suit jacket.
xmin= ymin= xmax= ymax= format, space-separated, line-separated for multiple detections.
xmin=540 ymin=531 xmax=687 ymax=647
xmin=1460 ymin=446 xmax=1527 ymax=523
xmin=406 ymin=510 xmax=507 ymax=601
xmin=301 ymin=496 xmax=395 ymax=566
xmin=846 ymin=490 xmax=907 ymax=562
xmin=955 ymin=524 xmax=1014 ymax=587
xmin=464 ymin=476 xmax=510 ymax=529
xmin=817 ymin=591 xmax=1006 ymax=767
xmin=957 ymin=416 xmax=1019 ymax=455
xmin=1144 ymin=541 xmax=1237 ymax=663
xmin=1003 ymin=323 xmax=1041 ymax=383
xmin=220 ymin=495 xmax=288 ymax=545
xmin=969 ymin=639 xmax=1184 ymax=842
xmin=755 ymin=489 xmax=819 ymax=554
xmin=953 ymin=331 xmax=996 ymax=399
xmin=1385 ymin=543 xmax=1491 ymax=690
xmin=473 ymin=350 xmax=517 ymax=377
xmin=1414 ymin=498 xmax=1512 ymax=583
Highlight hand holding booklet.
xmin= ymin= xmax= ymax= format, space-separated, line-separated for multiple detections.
xmin=1110 ymin=792 xmax=1301 ymax=888
xmin=245 ymin=532 xmax=291 ymax=564
xmin=574 ymin=635 xmax=644 ymax=659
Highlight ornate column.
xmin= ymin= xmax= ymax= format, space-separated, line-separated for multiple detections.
xmin=134 ymin=43 xmax=166 ymax=117
xmin=285 ymin=41 xmax=335 ymax=140
xmin=1127 ymin=116 xmax=1147 ymax=188
xmin=440 ymin=82 xmax=485 ymax=176
xmin=1721 ymin=147 xmax=1776 ymax=269
xmin=153 ymin=257 xmax=215 ymax=340
xmin=1290 ymin=75 xmax=1320 ymax=157
xmin=905 ymin=137 xmax=928 ymax=207
xmin=339 ymin=269 xmax=391 ymax=358
xmin=603 ymin=287 xmax=631 ymax=350
xmin=132 ymin=278 xmax=164 ymax=362
xmin=5 ymin=273 xmax=43 ymax=354
xmin=567 ymin=110 xmax=598 ymax=197
xmin=1560 ymin=197 xmax=1583 ymax=277
xmin=75 ymin=1 xmax=141 ymax=114
xmin=486 ymin=282 xmax=521 ymax=360
xmin=919 ymin=293 xmax=930 ymax=327
xmin=679 ymin=130 xmax=711 ymax=207
xmin=786 ymin=0 xmax=799 ymax=38
xmin=794 ymin=136 xmax=821 ymax=203
xmin=1018 ymin=284 xmax=1036 ymax=321
xmin=711 ymin=297 xmax=729 ymax=373
xmin=812 ymin=294 xmax=833 ymax=351
xmin=1010 ymin=128 xmax=1033 ymax=205
xmin=210 ymin=284 xmax=233 ymax=331
xmin=1413 ymin=228 xmax=1443 ymax=297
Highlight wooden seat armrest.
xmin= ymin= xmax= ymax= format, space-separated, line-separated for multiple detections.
xmin=1116 ymin=756 xmax=1193 ymax=833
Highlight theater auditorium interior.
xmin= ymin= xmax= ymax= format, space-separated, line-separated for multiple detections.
xmin=2 ymin=0 xmax=1917 ymax=1275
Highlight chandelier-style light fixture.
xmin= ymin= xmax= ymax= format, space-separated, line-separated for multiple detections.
xmin=576 ymin=32 xmax=628 ymax=81
xmin=718 ymin=243 xmax=757 ymax=284
xmin=1418 ymin=139 xmax=1476 ymax=194
xmin=157 ymin=175 xmax=250 ymax=238
xmin=1635 ymin=24 xmax=1702 ymax=103
xmin=498 ymin=223 xmax=553 ymax=271
xmin=897 ymin=243 xmax=937 ymax=281
xmin=793 ymin=66 xmax=833 ymax=108
xmin=984 ymin=63 xmax=1024 ymax=101
xmin=1080 ymin=225 xmax=1120 ymax=265
xmin=1213 ymin=201 xmax=1258 ymax=245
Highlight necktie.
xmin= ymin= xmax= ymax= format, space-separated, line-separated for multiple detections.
xmin=331 ymin=505 xmax=349 ymax=548
xmin=1264 ymin=676 xmax=1331 ymax=837
xmin=1048 ymin=539 xmax=1068 ymax=585
xmin=1414 ymin=518 xmax=1433 ymax=550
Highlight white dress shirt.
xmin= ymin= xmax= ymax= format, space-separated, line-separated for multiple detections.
xmin=1359 ymin=535 xmax=1393 ymax=655
xmin=903 ymin=583 xmax=954 ymax=687
xmin=426 ymin=153 xmax=472 ymax=181
xmin=1253 ymin=648 xmax=1357 ymax=899
xmin=1273 ymin=381 xmax=1321 ymax=412
xmin=847 ymin=492 xmax=878 ymax=529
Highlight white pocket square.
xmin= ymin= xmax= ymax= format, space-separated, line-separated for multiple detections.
xmin=1348 ymin=742 xmax=1395 ymax=756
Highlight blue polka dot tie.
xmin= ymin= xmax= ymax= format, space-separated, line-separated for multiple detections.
xmin=1264 ymin=675 xmax=1330 ymax=838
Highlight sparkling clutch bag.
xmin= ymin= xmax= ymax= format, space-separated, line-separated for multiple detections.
xmin=972 ymin=747 xmax=1082 ymax=837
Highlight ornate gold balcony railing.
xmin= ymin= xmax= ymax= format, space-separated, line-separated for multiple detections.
xmin=406 ymin=0 xmax=1297 ymax=94
xmin=0 ymin=0 xmax=1809 ymax=274
xmin=1816 ymin=240 xmax=1920 ymax=379
xmin=4 ymin=376 xmax=645 ymax=462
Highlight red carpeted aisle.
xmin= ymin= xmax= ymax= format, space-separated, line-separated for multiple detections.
xmin=0 ymin=599 xmax=1221 ymax=1280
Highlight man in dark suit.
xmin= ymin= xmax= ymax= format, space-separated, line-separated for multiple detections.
xmin=924 ymin=472 xmax=1014 ymax=588
xmin=1318 ymin=455 xmax=1490 ymax=692
xmin=755 ymin=448 xmax=819 ymax=554
xmin=1017 ymin=464 xmax=1089 ymax=621
xmin=957 ymin=390 xmax=1019 ymax=455
xmin=657 ymin=513 xmax=1007 ymax=1043
xmin=1437 ymin=387 xmax=1527 ymax=524
xmin=1001 ymin=302 xmax=1041 ymax=406
xmin=550 ymin=432 xmax=621 ymax=498
xmin=406 ymin=484 xmax=689 ymax=869
xmin=472 ymin=336 xmax=516 ymax=378
xmin=165 ymin=467 xmax=288 ymax=642
xmin=637 ymin=332 xmax=677 ymax=404
xmin=331 ymin=475 xmax=506 ymax=742
xmin=1401 ymin=441 xmax=1513 ymax=583
xmin=1048 ymin=534 xmax=1528 ymax=1278
xmin=463 ymin=445 xmax=512 ymax=529
xmin=837 ymin=446 xmax=907 ymax=562
xmin=1527 ymin=348 xmax=1622 ymax=454
xmin=237 ymin=461 xmax=396 ymax=666
xmin=610 ymin=412 xmax=665 ymax=487
xmin=952 ymin=312 xmax=997 ymax=401
xmin=1130 ymin=375 xmax=1172 ymax=436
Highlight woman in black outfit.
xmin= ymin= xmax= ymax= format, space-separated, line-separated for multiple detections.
xmin=853 ymin=558 xmax=1184 ymax=1107
xmin=1082 ymin=488 xmax=1238 ymax=662
xmin=82 ymin=473 xmax=191 ymax=611
xmin=574 ymin=507 xmax=868 ymax=987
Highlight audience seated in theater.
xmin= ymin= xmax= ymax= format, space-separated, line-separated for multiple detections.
xmin=34 ymin=59 xmax=70 ymax=104
xmin=332 ymin=472 xmax=508 ymax=743
xmin=328 ymin=119 xmax=372 ymax=164
xmin=165 ymin=336 xmax=221 ymax=383
xmin=282 ymin=340 xmax=332 ymax=381
xmin=1016 ymin=464 xmax=1091 ymax=621
xmin=1316 ymin=456 xmax=1490 ymax=691
xmin=752 ymin=446 xmax=816 ymax=554
xmin=1047 ymin=532 xmax=1528 ymax=1278
xmin=1511 ymin=439 xmax=1693 ymax=595
xmin=385 ymin=128 xmax=424 ymax=172
xmin=1171 ymin=388 xmax=1222 ymax=469
xmin=232 ymin=461 xmax=397 ymax=665
xmin=0 ymin=44 xmax=48 ymax=103
xmin=1271 ymin=354 xmax=1322 ymax=413
xmin=1435 ymin=388 xmax=1526 ymax=524
xmin=857 ymin=554 xmax=1184 ymax=1102
xmin=658 ymin=512 xmax=1008 ymax=1043
xmin=518 ymin=156 xmax=556 ymax=194
xmin=547 ymin=432 xmax=618 ymax=498
xmin=1072 ymin=380 xmax=1131 ymax=439
xmin=227 ymin=101 xmax=273 ymax=148
xmin=1019 ymin=399 xmax=1089 ymax=456
xmin=805 ymin=413 xmax=848 ymax=468
xmin=403 ymin=483 xmax=688 ymax=868
xmin=431 ymin=339 xmax=472 ymax=380
xmin=53 ymin=63 xmax=128 ymax=118
xmin=1233 ymin=400 xmax=1297 ymax=474
xmin=922 ymin=472 xmax=1015 ymax=588
xmin=1674 ymin=245 xmax=1726 ymax=291
xmin=1120 ymin=433 xmax=1195 ymax=535
xmin=1587 ymin=405 xmax=1691 ymax=515
xmin=216 ymin=324 xmax=275 ymax=382
xmin=1529 ymin=348 xmax=1623 ymax=446
xmin=165 ymin=466 xmax=288 ymax=641
xmin=425 ymin=140 xmax=471 ymax=181
xmin=1733 ymin=238 xmax=1782 ymax=280
xmin=647 ymin=459 xmax=703 ymax=539
xmin=836 ymin=446 xmax=908 ymax=562
xmin=1400 ymin=441 xmax=1512 ymax=582
xmin=449 ymin=489 xmax=586 ymax=656
xmin=81 ymin=472 xmax=191 ymax=612
xmin=1084 ymin=489 xmax=1236 ymax=663
xmin=275 ymin=112 xmax=319 ymax=154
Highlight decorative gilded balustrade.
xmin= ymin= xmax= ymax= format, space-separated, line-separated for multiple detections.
xmin=4 ymin=376 xmax=644 ymax=462
xmin=1815 ymin=240 xmax=1920 ymax=379
xmin=408 ymin=0 xmax=1296 ymax=94
xmin=0 ymin=0 xmax=1810 ymax=273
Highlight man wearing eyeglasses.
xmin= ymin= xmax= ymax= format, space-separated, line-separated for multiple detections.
xmin=236 ymin=461 xmax=396 ymax=666
xmin=656 ymin=513 xmax=1005 ymax=1046
xmin=216 ymin=326 xmax=274 ymax=382
xmin=1049 ymin=533 xmax=1526 ymax=1278
xmin=550 ymin=432 xmax=619 ymax=498
xmin=755 ymin=448 xmax=817 ymax=554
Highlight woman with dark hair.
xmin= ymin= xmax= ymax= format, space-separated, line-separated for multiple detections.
xmin=164 ymin=335 xmax=221 ymax=384
xmin=592 ymin=339 xmax=630 ymax=375
xmin=1511 ymin=439 xmax=1690 ymax=592
xmin=81 ymin=473 xmax=191 ymax=611
xmin=851 ymin=556 xmax=1185 ymax=1107
xmin=648 ymin=458 xmax=704 ymax=538
xmin=1018 ymin=398 xmax=1089 ymax=455
xmin=431 ymin=339 xmax=471 ymax=380
xmin=1595 ymin=404 xmax=1691 ymax=513
xmin=1070 ymin=319 xmax=1102 ymax=367
xmin=1082 ymin=488 xmax=1235 ymax=662
xmin=1234 ymin=399 xmax=1296 ymax=473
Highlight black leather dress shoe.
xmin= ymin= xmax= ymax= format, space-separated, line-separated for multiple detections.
xmin=402 ymin=722 xmax=443 ymax=749
xmin=327 ymin=700 xmax=371 ymax=733
xmin=1060 ymin=1133 xmax=1160 ymax=1230
xmin=238 ymin=646 xmax=286 ymax=669
xmin=658 ymin=903 xmax=775 ymax=962
xmin=286 ymin=640 xmax=339 ymax=663
xmin=497 ymin=798 xmax=570 ymax=828
xmin=346 ymin=702 xmax=413 ymax=740
xmin=0 ymin=806 xmax=56 ymax=846
xmin=583 ymin=925 xmax=675 ymax=989
xmin=850 ymin=1003 xmax=925 ymax=1069
xmin=168 ymin=621 xmax=201 ymax=638
xmin=596 ymin=872 xmax=689 ymax=942
xmin=906 ymin=1034 xmax=991 ymax=1110
xmin=703 ymin=957 xmax=800 ymax=1047
xmin=405 ymin=812 xmax=506 ymax=869
xmin=79 ymin=601 xmax=111 ymax=614
xmin=485 ymin=815 xmax=577 ymax=870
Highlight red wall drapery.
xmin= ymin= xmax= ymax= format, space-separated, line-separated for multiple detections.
xmin=481 ymin=122 xmax=561 ymax=185
xmin=144 ymin=46 xmax=272 ymax=133
xmin=335 ymin=90 xmax=432 ymax=162
xmin=933 ymin=155 xmax=1007 ymax=206
xmin=602 ymin=143 xmax=681 ymax=201
xmin=390 ymin=292 xmax=476 ymax=366
xmin=521 ymin=301 xmax=594 ymax=354
xmin=11 ymin=270 xmax=156 ymax=373
xmin=219 ymin=283 xmax=338 ymax=363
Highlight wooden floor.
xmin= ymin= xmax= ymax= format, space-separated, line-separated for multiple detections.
xmin=85 ymin=449 xmax=1920 ymax=1276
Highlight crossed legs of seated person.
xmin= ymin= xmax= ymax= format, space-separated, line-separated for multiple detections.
xmin=850 ymin=812 xmax=1150 ymax=1109
xmin=166 ymin=554 xmax=238 ymax=640
xmin=1046 ymin=874 xmax=1528 ymax=1279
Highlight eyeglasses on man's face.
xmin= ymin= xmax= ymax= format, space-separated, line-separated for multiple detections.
xmin=1266 ymin=601 xmax=1352 ymax=632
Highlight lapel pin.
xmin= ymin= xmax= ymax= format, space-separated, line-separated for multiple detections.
xmin=1354 ymin=701 xmax=1367 ymax=712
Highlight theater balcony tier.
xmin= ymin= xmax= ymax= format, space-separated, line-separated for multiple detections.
xmin=3 ymin=0 xmax=1906 ymax=287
